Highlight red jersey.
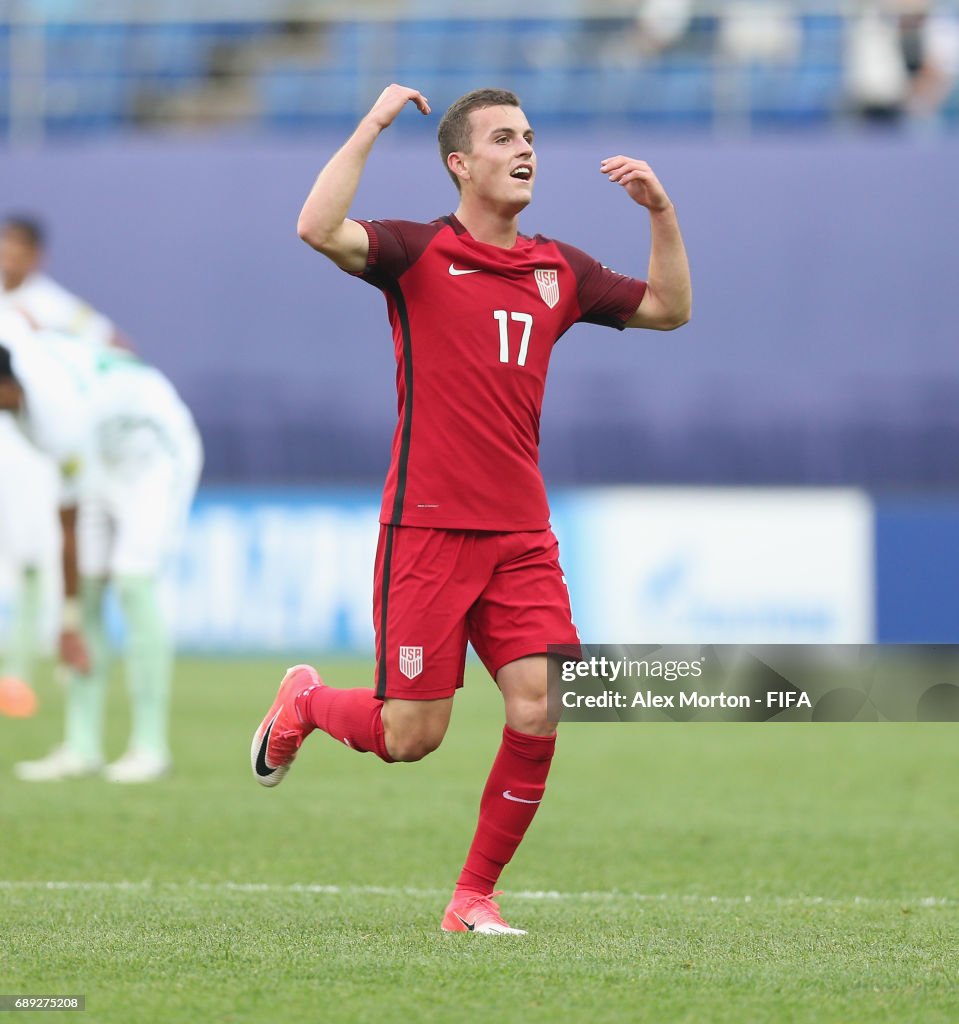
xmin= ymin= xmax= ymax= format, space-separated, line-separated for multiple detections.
xmin=353 ymin=214 xmax=646 ymax=531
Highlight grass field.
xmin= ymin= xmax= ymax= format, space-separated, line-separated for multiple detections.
xmin=2 ymin=657 xmax=957 ymax=1023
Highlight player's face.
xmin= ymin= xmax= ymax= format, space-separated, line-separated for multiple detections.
xmin=0 ymin=230 xmax=41 ymax=290
xmin=461 ymin=105 xmax=536 ymax=212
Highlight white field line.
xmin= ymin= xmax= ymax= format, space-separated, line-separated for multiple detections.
xmin=0 ymin=880 xmax=954 ymax=909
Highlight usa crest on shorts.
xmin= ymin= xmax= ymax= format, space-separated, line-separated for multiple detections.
xmin=534 ymin=268 xmax=560 ymax=309
xmin=399 ymin=645 xmax=424 ymax=679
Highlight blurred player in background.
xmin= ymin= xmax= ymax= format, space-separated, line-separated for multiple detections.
xmin=0 ymin=217 xmax=119 ymax=343
xmin=0 ymin=215 xmax=127 ymax=718
xmin=0 ymin=312 xmax=203 ymax=783
xmin=252 ymin=84 xmax=690 ymax=932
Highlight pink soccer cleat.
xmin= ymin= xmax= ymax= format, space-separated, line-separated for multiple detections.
xmin=0 ymin=676 xmax=38 ymax=718
xmin=250 ymin=664 xmax=323 ymax=788
xmin=441 ymin=890 xmax=527 ymax=935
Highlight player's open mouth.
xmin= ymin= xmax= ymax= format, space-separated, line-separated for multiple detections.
xmin=510 ymin=165 xmax=533 ymax=181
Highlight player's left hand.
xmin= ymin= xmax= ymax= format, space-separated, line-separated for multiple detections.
xmin=59 ymin=628 xmax=91 ymax=675
xmin=600 ymin=156 xmax=672 ymax=213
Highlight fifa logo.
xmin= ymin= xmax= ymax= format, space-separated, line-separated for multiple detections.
xmin=399 ymin=646 xmax=424 ymax=679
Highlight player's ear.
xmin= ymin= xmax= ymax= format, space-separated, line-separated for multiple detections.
xmin=448 ymin=151 xmax=470 ymax=185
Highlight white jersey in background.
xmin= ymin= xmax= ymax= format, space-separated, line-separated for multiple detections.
xmin=2 ymin=317 xmax=203 ymax=576
xmin=1 ymin=317 xmax=90 ymax=475
xmin=29 ymin=334 xmax=199 ymax=478
xmin=0 ymin=271 xmax=117 ymax=576
xmin=0 ymin=271 xmax=115 ymax=346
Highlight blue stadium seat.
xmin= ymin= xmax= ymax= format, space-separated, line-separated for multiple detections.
xmin=259 ymin=63 xmax=361 ymax=128
xmin=516 ymin=67 xmax=575 ymax=117
xmin=321 ymin=20 xmax=380 ymax=72
xmin=590 ymin=66 xmax=647 ymax=116
xmin=43 ymin=70 xmax=128 ymax=134
xmin=44 ymin=23 xmax=129 ymax=75
xmin=943 ymin=80 xmax=959 ymax=117
xmin=127 ymin=24 xmax=212 ymax=77
xmin=660 ymin=62 xmax=714 ymax=122
xmin=749 ymin=63 xmax=841 ymax=126
xmin=800 ymin=14 xmax=843 ymax=63
xmin=445 ymin=21 xmax=513 ymax=73
xmin=393 ymin=19 xmax=448 ymax=75
xmin=311 ymin=20 xmax=367 ymax=71
xmin=594 ymin=61 xmax=713 ymax=124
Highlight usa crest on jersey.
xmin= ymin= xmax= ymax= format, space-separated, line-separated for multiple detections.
xmin=399 ymin=645 xmax=423 ymax=679
xmin=534 ymin=268 xmax=560 ymax=309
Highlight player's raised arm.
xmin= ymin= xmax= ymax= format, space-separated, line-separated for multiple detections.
xmin=297 ymin=84 xmax=431 ymax=273
xmin=601 ymin=156 xmax=692 ymax=331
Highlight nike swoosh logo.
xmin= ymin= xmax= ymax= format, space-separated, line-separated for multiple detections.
xmin=503 ymin=790 xmax=542 ymax=804
xmin=254 ymin=712 xmax=280 ymax=777
xmin=454 ymin=912 xmax=476 ymax=931
xmin=448 ymin=264 xmax=482 ymax=276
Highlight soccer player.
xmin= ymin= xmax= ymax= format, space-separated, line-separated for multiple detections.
xmin=0 ymin=312 xmax=203 ymax=783
xmin=0 ymin=217 xmax=119 ymax=344
xmin=251 ymin=85 xmax=691 ymax=933
xmin=0 ymin=215 xmax=124 ymax=718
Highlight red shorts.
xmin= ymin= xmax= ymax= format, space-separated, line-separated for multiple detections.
xmin=372 ymin=525 xmax=580 ymax=700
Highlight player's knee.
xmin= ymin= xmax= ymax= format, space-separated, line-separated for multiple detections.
xmin=381 ymin=697 xmax=452 ymax=762
xmin=507 ymin=695 xmax=557 ymax=736
xmin=387 ymin=730 xmax=444 ymax=763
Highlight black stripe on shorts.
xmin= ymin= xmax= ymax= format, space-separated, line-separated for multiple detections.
xmin=375 ymin=524 xmax=395 ymax=700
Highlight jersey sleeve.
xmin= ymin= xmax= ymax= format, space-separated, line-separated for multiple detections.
xmin=19 ymin=277 xmax=115 ymax=346
xmin=351 ymin=219 xmax=443 ymax=284
xmin=557 ymin=241 xmax=647 ymax=330
xmin=10 ymin=339 xmax=90 ymax=502
xmin=70 ymin=304 xmax=115 ymax=348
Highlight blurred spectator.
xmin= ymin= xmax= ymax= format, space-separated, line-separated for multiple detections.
xmin=718 ymin=3 xmax=802 ymax=65
xmin=846 ymin=3 xmax=908 ymax=120
xmin=597 ymin=0 xmax=694 ymax=67
xmin=899 ymin=0 xmax=959 ymax=118
xmin=634 ymin=0 xmax=694 ymax=57
xmin=847 ymin=0 xmax=959 ymax=124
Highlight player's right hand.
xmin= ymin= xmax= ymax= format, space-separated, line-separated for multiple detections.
xmin=59 ymin=628 xmax=91 ymax=675
xmin=364 ymin=84 xmax=431 ymax=131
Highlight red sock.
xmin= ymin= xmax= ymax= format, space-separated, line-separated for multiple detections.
xmin=455 ymin=725 xmax=556 ymax=895
xmin=304 ymin=686 xmax=394 ymax=763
